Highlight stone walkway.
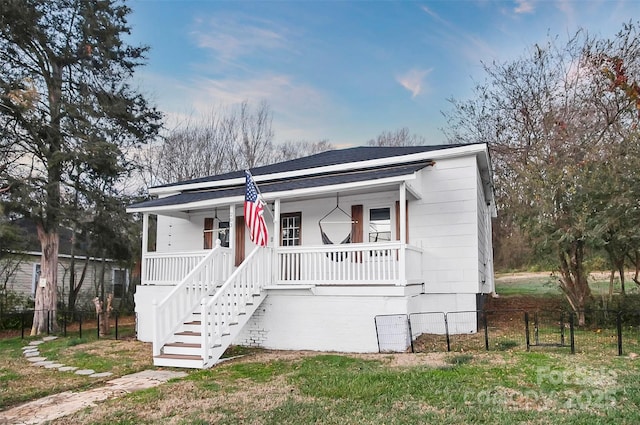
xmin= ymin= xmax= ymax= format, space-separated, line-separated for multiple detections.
xmin=0 ymin=336 xmax=188 ymax=424
xmin=20 ymin=336 xmax=113 ymax=378
xmin=0 ymin=370 xmax=187 ymax=425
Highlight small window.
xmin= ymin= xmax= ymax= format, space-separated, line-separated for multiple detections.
xmin=112 ymin=269 xmax=128 ymax=298
xmin=31 ymin=263 xmax=41 ymax=297
xmin=281 ymin=213 xmax=302 ymax=246
xmin=368 ymin=207 xmax=391 ymax=242
xmin=218 ymin=221 xmax=230 ymax=248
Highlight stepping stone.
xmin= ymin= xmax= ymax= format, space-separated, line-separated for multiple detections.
xmin=26 ymin=357 xmax=47 ymax=363
xmin=24 ymin=351 xmax=40 ymax=358
xmin=75 ymin=369 xmax=95 ymax=376
xmin=34 ymin=361 xmax=55 ymax=367
xmin=58 ymin=366 xmax=78 ymax=372
xmin=29 ymin=340 xmax=44 ymax=346
xmin=42 ymin=336 xmax=58 ymax=341
xmin=23 ymin=347 xmax=38 ymax=353
xmin=45 ymin=363 xmax=64 ymax=369
xmin=90 ymin=372 xmax=113 ymax=378
xmin=22 ymin=345 xmax=36 ymax=351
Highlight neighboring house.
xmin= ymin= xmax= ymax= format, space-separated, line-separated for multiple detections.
xmin=128 ymin=143 xmax=496 ymax=368
xmin=1 ymin=219 xmax=130 ymax=310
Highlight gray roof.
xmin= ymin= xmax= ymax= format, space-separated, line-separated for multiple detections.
xmin=152 ymin=144 xmax=466 ymax=190
xmin=130 ymin=161 xmax=431 ymax=210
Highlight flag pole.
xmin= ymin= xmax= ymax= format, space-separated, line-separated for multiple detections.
xmin=245 ymin=169 xmax=274 ymax=221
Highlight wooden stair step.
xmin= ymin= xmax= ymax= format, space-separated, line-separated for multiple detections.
xmin=164 ymin=342 xmax=201 ymax=348
xmin=155 ymin=353 xmax=203 ymax=361
xmin=175 ymin=331 xmax=201 ymax=336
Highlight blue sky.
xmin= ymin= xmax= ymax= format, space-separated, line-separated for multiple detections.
xmin=127 ymin=0 xmax=637 ymax=147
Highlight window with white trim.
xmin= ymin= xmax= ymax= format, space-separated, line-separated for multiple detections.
xmin=368 ymin=207 xmax=391 ymax=243
xmin=112 ymin=269 xmax=128 ymax=298
xmin=31 ymin=263 xmax=41 ymax=297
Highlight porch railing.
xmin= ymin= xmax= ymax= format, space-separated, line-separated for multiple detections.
xmin=201 ymin=246 xmax=272 ymax=367
xmin=153 ymin=242 xmax=232 ymax=356
xmin=143 ymin=250 xmax=210 ymax=285
xmin=275 ymin=242 xmax=423 ymax=285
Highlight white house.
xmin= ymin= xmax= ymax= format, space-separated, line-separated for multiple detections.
xmin=128 ymin=143 xmax=496 ymax=368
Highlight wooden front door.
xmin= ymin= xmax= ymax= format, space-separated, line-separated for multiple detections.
xmin=280 ymin=212 xmax=301 ymax=280
xmin=235 ymin=215 xmax=245 ymax=267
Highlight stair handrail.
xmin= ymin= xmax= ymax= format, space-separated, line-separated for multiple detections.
xmin=153 ymin=240 xmax=231 ymax=356
xmin=201 ymin=245 xmax=272 ymax=366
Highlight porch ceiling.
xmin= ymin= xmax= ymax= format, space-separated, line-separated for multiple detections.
xmin=128 ymin=162 xmax=430 ymax=215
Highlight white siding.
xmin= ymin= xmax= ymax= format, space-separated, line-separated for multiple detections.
xmin=411 ymin=156 xmax=480 ymax=294
xmin=156 ymin=215 xmax=205 ymax=252
xmin=4 ymin=254 xmax=121 ymax=309
xmin=279 ymin=191 xmax=398 ymax=247
xmin=476 ymin=168 xmax=495 ymax=294
xmin=477 ymin=168 xmax=488 ymax=293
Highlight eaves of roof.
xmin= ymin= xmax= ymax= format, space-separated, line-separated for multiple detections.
xmin=149 ymin=143 xmax=473 ymax=193
xmin=128 ymin=161 xmax=431 ymax=212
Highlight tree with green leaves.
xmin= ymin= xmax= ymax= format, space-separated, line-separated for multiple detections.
xmin=444 ymin=24 xmax=640 ymax=324
xmin=0 ymin=0 xmax=161 ymax=334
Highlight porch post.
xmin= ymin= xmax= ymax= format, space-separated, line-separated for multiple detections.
xmin=272 ymin=198 xmax=280 ymax=285
xmin=229 ymin=204 xmax=235 ymax=271
xmin=399 ymin=183 xmax=407 ymax=285
xmin=141 ymin=213 xmax=149 ymax=285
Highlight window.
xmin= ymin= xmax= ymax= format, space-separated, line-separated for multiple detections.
xmin=204 ymin=218 xmax=230 ymax=248
xmin=368 ymin=207 xmax=391 ymax=242
xmin=281 ymin=213 xmax=302 ymax=246
xmin=31 ymin=263 xmax=41 ymax=297
xmin=112 ymin=269 xmax=128 ymax=298
xmin=217 ymin=221 xmax=230 ymax=248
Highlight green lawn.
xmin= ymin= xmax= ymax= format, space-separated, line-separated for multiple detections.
xmin=52 ymin=351 xmax=640 ymax=424
xmin=495 ymin=272 xmax=637 ymax=297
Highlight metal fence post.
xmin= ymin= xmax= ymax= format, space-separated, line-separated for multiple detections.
xmin=21 ymin=311 xmax=25 ymax=339
xmin=79 ymin=311 xmax=83 ymax=339
xmin=524 ymin=312 xmax=530 ymax=351
xmin=483 ymin=312 xmax=489 ymax=351
xmin=444 ymin=314 xmax=451 ymax=352
xmin=617 ymin=311 xmax=623 ymax=356
xmin=534 ymin=312 xmax=539 ymax=345
xmin=569 ymin=313 xmax=575 ymax=354
xmin=374 ymin=317 xmax=382 ymax=353
xmin=63 ymin=310 xmax=67 ymax=337
xmin=115 ymin=311 xmax=119 ymax=340
xmin=46 ymin=310 xmax=50 ymax=335
xmin=407 ymin=315 xmax=414 ymax=353
xmin=560 ymin=311 xmax=565 ymax=346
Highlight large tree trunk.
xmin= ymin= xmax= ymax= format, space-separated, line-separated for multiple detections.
xmin=31 ymin=225 xmax=59 ymax=335
xmin=68 ymin=256 xmax=89 ymax=313
xmin=557 ymin=240 xmax=592 ymax=326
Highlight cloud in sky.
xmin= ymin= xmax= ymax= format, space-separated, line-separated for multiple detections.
xmin=191 ymin=15 xmax=292 ymax=63
xmin=514 ymin=0 xmax=535 ymax=14
xmin=396 ymin=68 xmax=433 ymax=98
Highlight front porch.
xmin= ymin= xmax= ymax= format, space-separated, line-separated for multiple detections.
xmin=141 ymin=241 xmax=424 ymax=287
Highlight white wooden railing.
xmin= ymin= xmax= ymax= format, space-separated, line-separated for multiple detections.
xmin=201 ymin=246 xmax=272 ymax=367
xmin=275 ymin=242 xmax=423 ymax=285
xmin=143 ymin=250 xmax=210 ymax=285
xmin=153 ymin=242 xmax=232 ymax=356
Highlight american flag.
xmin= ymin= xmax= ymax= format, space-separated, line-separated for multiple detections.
xmin=244 ymin=170 xmax=268 ymax=246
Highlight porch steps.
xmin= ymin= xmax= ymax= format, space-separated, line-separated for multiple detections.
xmin=153 ymin=292 xmax=267 ymax=369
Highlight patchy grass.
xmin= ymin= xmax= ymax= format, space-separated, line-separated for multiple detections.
xmin=0 ymin=334 xmax=152 ymax=410
xmin=495 ymin=271 xmax=638 ymax=298
xmin=46 ymin=349 xmax=640 ymax=425
xmin=495 ymin=273 xmax=561 ymax=296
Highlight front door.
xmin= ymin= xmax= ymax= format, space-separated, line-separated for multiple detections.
xmin=281 ymin=212 xmax=301 ymax=280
